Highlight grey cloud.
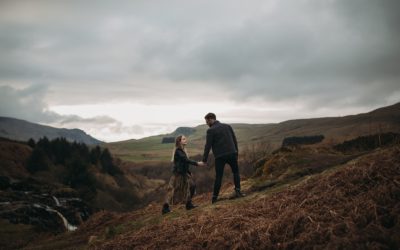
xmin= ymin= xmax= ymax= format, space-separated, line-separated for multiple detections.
xmin=57 ymin=115 xmax=117 ymax=126
xmin=127 ymin=0 xmax=400 ymax=107
xmin=0 ymin=0 xmax=399 ymax=110
xmin=51 ymin=116 xmax=147 ymax=142
xmin=0 ymin=84 xmax=150 ymax=141
xmin=178 ymin=1 xmax=399 ymax=103
xmin=0 ymin=84 xmax=60 ymax=123
xmin=0 ymin=84 xmax=117 ymax=126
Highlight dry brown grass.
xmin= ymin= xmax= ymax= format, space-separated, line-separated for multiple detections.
xmin=0 ymin=140 xmax=31 ymax=178
xmin=24 ymin=145 xmax=399 ymax=249
xmin=73 ymin=145 xmax=400 ymax=250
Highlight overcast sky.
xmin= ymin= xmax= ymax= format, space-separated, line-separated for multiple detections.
xmin=1 ymin=0 xmax=399 ymax=142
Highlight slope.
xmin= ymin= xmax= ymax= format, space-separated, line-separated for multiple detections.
xmin=25 ymin=144 xmax=400 ymax=249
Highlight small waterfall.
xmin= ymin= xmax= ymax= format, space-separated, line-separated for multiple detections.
xmin=52 ymin=196 xmax=61 ymax=206
xmin=33 ymin=204 xmax=77 ymax=231
xmin=54 ymin=210 xmax=78 ymax=231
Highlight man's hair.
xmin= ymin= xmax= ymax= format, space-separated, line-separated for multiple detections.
xmin=204 ymin=113 xmax=216 ymax=120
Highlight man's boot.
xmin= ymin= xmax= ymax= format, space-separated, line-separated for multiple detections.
xmin=229 ymin=189 xmax=246 ymax=199
xmin=211 ymin=196 xmax=218 ymax=204
xmin=186 ymin=201 xmax=197 ymax=210
xmin=235 ymin=190 xmax=246 ymax=198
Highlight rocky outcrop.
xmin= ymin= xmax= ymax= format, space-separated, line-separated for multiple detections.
xmin=0 ymin=202 xmax=67 ymax=233
xmin=172 ymin=127 xmax=196 ymax=136
xmin=0 ymin=178 xmax=92 ymax=233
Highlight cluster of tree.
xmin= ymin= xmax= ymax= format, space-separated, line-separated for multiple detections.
xmin=281 ymin=135 xmax=325 ymax=147
xmin=26 ymin=137 xmax=122 ymax=200
xmin=334 ymin=132 xmax=400 ymax=153
xmin=27 ymin=138 xmax=121 ymax=174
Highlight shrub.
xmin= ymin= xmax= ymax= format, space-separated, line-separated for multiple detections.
xmin=334 ymin=132 xmax=400 ymax=153
xmin=282 ymin=135 xmax=324 ymax=147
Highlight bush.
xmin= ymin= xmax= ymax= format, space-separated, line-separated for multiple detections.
xmin=161 ymin=137 xmax=175 ymax=144
xmin=334 ymin=132 xmax=400 ymax=153
xmin=282 ymin=135 xmax=324 ymax=147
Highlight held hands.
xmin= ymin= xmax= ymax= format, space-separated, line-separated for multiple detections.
xmin=197 ymin=161 xmax=207 ymax=167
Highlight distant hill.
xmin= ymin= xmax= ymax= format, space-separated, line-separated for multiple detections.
xmin=107 ymin=102 xmax=400 ymax=162
xmin=0 ymin=117 xmax=102 ymax=145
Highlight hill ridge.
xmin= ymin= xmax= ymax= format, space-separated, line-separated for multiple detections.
xmin=0 ymin=116 xmax=102 ymax=145
xmin=107 ymin=102 xmax=400 ymax=162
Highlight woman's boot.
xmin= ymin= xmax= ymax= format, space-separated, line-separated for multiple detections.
xmin=162 ymin=203 xmax=171 ymax=214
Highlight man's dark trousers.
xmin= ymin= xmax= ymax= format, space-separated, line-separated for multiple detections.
xmin=213 ymin=153 xmax=241 ymax=199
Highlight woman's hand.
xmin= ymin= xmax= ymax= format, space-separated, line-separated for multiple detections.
xmin=197 ymin=161 xmax=207 ymax=167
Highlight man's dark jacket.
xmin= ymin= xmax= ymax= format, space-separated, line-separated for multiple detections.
xmin=203 ymin=121 xmax=238 ymax=162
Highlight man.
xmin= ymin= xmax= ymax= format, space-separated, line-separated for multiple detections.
xmin=202 ymin=112 xmax=245 ymax=203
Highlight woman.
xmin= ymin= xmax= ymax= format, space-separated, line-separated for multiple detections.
xmin=162 ymin=135 xmax=205 ymax=214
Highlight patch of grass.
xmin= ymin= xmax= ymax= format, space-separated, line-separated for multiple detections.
xmin=129 ymin=220 xmax=147 ymax=231
xmin=127 ymin=214 xmax=165 ymax=232
xmin=249 ymin=157 xmax=354 ymax=201
xmin=104 ymin=224 xmax=126 ymax=239
xmin=0 ymin=219 xmax=39 ymax=249
xmin=105 ymin=124 xmax=280 ymax=163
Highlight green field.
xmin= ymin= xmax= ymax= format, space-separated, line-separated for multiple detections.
xmin=105 ymin=123 xmax=285 ymax=163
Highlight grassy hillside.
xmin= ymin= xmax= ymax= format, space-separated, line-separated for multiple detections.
xmin=0 ymin=138 xmax=31 ymax=179
xmin=0 ymin=137 xmax=166 ymax=249
xmin=25 ymin=142 xmax=400 ymax=249
xmin=2 ymin=103 xmax=399 ymax=249
xmin=107 ymin=102 xmax=400 ymax=163
xmin=0 ymin=137 xmax=164 ymax=212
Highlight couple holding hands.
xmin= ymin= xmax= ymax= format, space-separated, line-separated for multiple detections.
xmin=162 ymin=113 xmax=245 ymax=214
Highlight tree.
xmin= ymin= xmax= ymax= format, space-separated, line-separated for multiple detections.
xmin=37 ymin=137 xmax=51 ymax=154
xmin=52 ymin=137 xmax=71 ymax=165
xmin=27 ymin=148 xmax=51 ymax=173
xmin=90 ymin=146 xmax=102 ymax=165
xmin=27 ymin=138 xmax=36 ymax=148
xmin=100 ymin=149 xmax=122 ymax=176
xmin=64 ymin=152 xmax=97 ymax=200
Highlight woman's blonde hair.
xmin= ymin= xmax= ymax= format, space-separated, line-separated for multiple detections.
xmin=171 ymin=134 xmax=189 ymax=162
